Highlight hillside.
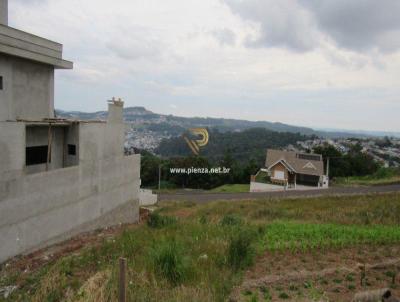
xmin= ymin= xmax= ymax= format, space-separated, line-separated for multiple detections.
xmin=56 ymin=106 xmax=383 ymax=139
xmin=56 ymin=107 xmax=400 ymax=153
xmin=155 ymin=128 xmax=309 ymax=164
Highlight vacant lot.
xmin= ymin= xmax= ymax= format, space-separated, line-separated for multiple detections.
xmin=1 ymin=193 xmax=400 ymax=301
xmin=334 ymin=168 xmax=400 ymax=187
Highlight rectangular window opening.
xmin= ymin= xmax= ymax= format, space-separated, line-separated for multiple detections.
xmin=26 ymin=146 xmax=49 ymax=166
xmin=0 ymin=76 xmax=3 ymax=90
xmin=68 ymin=144 xmax=76 ymax=156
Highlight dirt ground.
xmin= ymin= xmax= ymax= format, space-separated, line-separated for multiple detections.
xmin=231 ymin=244 xmax=400 ymax=302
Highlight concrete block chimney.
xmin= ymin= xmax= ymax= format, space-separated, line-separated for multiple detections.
xmin=0 ymin=0 xmax=8 ymax=25
xmin=107 ymin=97 xmax=124 ymax=124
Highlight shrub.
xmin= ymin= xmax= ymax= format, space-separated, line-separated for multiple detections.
xmin=151 ymin=240 xmax=189 ymax=285
xmin=147 ymin=212 xmax=177 ymax=228
xmin=227 ymin=229 xmax=256 ymax=270
xmin=220 ymin=214 xmax=243 ymax=226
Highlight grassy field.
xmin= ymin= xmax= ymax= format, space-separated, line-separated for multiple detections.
xmin=210 ymin=184 xmax=250 ymax=193
xmin=334 ymin=168 xmax=400 ymax=186
xmin=1 ymin=193 xmax=400 ymax=301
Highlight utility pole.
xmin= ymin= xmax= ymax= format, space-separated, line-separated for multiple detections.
xmin=158 ymin=164 xmax=161 ymax=191
xmin=326 ymin=157 xmax=330 ymax=178
xmin=118 ymin=257 xmax=127 ymax=302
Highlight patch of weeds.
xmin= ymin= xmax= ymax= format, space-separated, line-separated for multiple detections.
xmin=320 ymin=279 xmax=329 ymax=285
xmin=46 ymin=289 xmax=63 ymax=302
xmin=150 ymin=239 xmax=190 ymax=285
xmin=278 ymin=292 xmax=290 ymax=299
xmin=345 ymin=274 xmax=355 ymax=282
xmin=199 ymin=215 xmax=208 ymax=224
xmin=308 ymin=286 xmax=327 ymax=301
xmin=227 ymin=229 xmax=256 ymax=270
xmin=243 ymin=289 xmax=253 ymax=296
xmin=220 ymin=214 xmax=243 ymax=226
xmin=333 ymin=278 xmax=342 ymax=284
xmin=288 ymin=284 xmax=298 ymax=291
xmin=348 ymin=284 xmax=356 ymax=290
xmin=303 ymin=280 xmax=312 ymax=289
xmin=147 ymin=212 xmax=177 ymax=229
xmin=250 ymin=293 xmax=259 ymax=302
xmin=260 ymin=286 xmax=271 ymax=301
xmin=385 ymin=271 xmax=396 ymax=278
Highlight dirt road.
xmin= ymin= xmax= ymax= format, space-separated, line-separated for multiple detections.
xmin=159 ymin=184 xmax=400 ymax=203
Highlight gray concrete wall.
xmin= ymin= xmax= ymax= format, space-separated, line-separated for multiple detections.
xmin=0 ymin=55 xmax=54 ymax=121
xmin=0 ymin=23 xmax=73 ymax=69
xmin=0 ymin=154 xmax=140 ymax=263
xmin=0 ymin=122 xmax=25 ymax=181
xmin=0 ymin=103 xmax=140 ymax=263
xmin=64 ymin=124 xmax=79 ymax=167
xmin=139 ymin=189 xmax=157 ymax=206
xmin=0 ymin=0 xmax=7 ymax=26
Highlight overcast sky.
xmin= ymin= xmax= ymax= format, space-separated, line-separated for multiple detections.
xmin=9 ymin=0 xmax=400 ymax=132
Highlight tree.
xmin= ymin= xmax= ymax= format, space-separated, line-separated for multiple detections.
xmin=140 ymin=150 xmax=161 ymax=187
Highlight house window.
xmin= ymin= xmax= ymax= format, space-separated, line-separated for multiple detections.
xmin=274 ymin=170 xmax=285 ymax=180
xmin=26 ymin=146 xmax=49 ymax=166
xmin=68 ymin=144 xmax=76 ymax=155
xmin=0 ymin=76 xmax=3 ymax=90
xmin=297 ymin=154 xmax=321 ymax=161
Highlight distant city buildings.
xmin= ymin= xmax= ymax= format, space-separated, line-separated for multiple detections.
xmin=293 ymin=137 xmax=400 ymax=168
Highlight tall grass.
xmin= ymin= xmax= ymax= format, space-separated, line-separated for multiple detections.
xmin=264 ymin=221 xmax=400 ymax=251
xmin=5 ymin=192 xmax=400 ymax=301
xmin=196 ymin=192 xmax=400 ymax=225
xmin=147 ymin=211 xmax=177 ymax=228
xmin=150 ymin=239 xmax=190 ymax=285
xmin=220 ymin=214 xmax=243 ymax=226
xmin=334 ymin=167 xmax=400 ymax=186
xmin=227 ymin=229 xmax=256 ymax=270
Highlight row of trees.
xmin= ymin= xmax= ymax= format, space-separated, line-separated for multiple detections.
xmin=313 ymin=143 xmax=380 ymax=178
xmin=140 ymin=150 xmax=259 ymax=189
xmin=141 ymin=142 xmax=382 ymax=190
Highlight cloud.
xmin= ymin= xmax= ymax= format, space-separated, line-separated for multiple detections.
xmin=300 ymin=0 xmax=400 ymax=53
xmin=224 ymin=0 xmax=319 ymax=52
xmin=106 ymin=35 xmax=162 ymax=61
xmin=7 ymin=0 xmax=400 ymax=131
xmin=105 ymin=23 xmax=165 ymax=61
xmin=210 ymin=28 xmax=236 ymax=46
xmin=224 ymin=0 xmax=400 ymax=54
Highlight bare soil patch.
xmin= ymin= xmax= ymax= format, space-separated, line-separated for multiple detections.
xmin=232 ymin=244 xmax=400 ymax=301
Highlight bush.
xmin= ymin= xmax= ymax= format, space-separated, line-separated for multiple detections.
xmin=147 ymin=212 xmax=177 ymax=228
xmin=151 ymin=240 xmax=189 ymax=285
xmin=220 ymin=214 xmax=243 ymax=226
xmin=227 ymin=229 xmax=256 ymax=270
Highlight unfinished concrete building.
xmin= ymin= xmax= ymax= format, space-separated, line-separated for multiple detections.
xmin=0 ymin=0 xmax=141 ymax=263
